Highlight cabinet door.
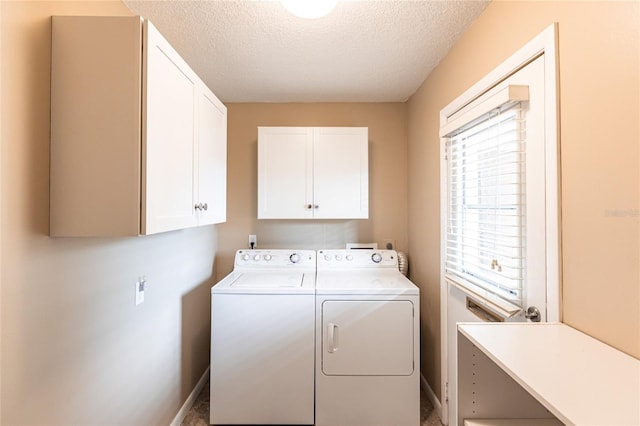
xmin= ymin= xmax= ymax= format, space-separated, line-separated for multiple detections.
xmin=197 ymin=87 xmax=227 ymax=225
xmin=314 ymin=127 xmax=369 ymax=219
xmin=258 ymin=127 xmax=314 ymax=219
xmin=142 ymin=21 xmax=198 ymax=234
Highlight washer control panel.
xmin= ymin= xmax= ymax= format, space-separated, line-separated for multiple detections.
xmin=317 ymin=249 xmax=398 ymax=269
xmin=235 ymin=249 xmax=316 ymax=269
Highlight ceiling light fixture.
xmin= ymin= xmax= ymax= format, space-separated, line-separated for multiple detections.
xmin=281 ymin=0 xmax=338 ymax=19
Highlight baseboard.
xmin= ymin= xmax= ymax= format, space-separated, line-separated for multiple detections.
xmin=170 ymin=366 xmax=210 ymax=426
xmin=420 ymin=372 xmax=442 ymax=421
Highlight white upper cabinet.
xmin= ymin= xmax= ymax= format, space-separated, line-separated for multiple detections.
xmin=50 ymin=16 xmax=227 ymax=236
xmin=258 ymin=127 xmax=368 ymax=219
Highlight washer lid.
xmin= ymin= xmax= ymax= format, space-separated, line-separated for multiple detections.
xmin=316 ymin=270 xmax=419 ymax=295
xmin=212 ymin=271 xmax=315 ymax=294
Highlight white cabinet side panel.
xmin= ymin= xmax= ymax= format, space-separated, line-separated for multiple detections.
xmin=50 ymin=16 xmax=142 ymax=236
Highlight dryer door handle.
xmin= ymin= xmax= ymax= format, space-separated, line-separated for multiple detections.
xmin=328 ymin=323 xmax=339 ymax=353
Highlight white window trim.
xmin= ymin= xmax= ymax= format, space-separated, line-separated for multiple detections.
xmin=439 ymin=23 xmax=561 ymax=424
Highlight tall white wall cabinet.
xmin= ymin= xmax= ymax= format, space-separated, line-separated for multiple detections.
xmin=258 ymin=127 xmax=368 ymax=219
xmin=50 ymin=16 xmax=227 ymax=237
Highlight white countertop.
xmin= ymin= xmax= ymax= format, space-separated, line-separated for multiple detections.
xmin=458 ymin=323 xmax=640 ymax=426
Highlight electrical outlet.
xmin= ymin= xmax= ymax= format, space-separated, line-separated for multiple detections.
xmin=249 ymin=234 xmax=257 ymax=248
xmin=135 ymin=277 xmax=145 ymax=306
xmin=382 ymin=239 xmax=396 ymax=250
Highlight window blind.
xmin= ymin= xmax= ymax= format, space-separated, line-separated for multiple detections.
xmin=445 ymin=102 xmax=526 ymax=315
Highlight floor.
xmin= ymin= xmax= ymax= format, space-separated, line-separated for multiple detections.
xmin=181 ymin=380 xmax=443 ymax=426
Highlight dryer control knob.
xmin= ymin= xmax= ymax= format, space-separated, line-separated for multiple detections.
xmin=253 ymin=254 xmax=261 ymax=261
xmin=346 ymin=254 xmax=354 ymax=261
xmin=242 ymin=253 xmax=250 ymax=261
xmin=290 ymin=253 xmax=301 ymax=264
xmin=324 ymin=255 xmax=332 ymax=261
xmin=371 ymin=252 xmax=383 ymax=263
xmin=264 ymin=254 xmax=272 ymax=261
xmin=335 ymin=254 xmax=343 ymax=261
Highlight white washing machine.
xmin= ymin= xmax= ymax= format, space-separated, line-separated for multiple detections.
xmin=210 ymin=249 xmax=316 ymax=425
xmin=315 ymin=249 xmax=420 ymax=426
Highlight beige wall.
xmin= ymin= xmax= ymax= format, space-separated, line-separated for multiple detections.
xmin=408 ymin=0 xmax=640 ymax=400
xmin=216 ymin=103 xmax=409 ymax=279
xmin=2 ymin=0 xmax=638 ymax=423
xmin=1 ymin=2 xmax=217 ymax=424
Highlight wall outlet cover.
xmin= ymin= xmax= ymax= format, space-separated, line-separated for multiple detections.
xmin=382 ymin=239 xmax=396 ymax=250
xmin=135 ymin=279 xmax=145 ymax=306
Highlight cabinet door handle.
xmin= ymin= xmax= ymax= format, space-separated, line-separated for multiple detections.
xmin=194 ymin=203 xmax=208 ymax=212
xmin=314 ymin=205 xmax=319 ymax=209
xmin=327 ymin=323 xmax=339 ymax=353
xmin=306 ymin=204 xmax=313 ymax=209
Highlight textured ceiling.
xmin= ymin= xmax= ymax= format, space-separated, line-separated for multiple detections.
xmin=122 ymin=0 xmax=490 ymax=103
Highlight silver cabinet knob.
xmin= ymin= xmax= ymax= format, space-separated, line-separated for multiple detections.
xmin=314 ymin=205 xmax=319 ymax=209
xmin=194 ymin=203 xmax=201 ymax=211
xmin=203 ymin=203 xmax=208 ymax=211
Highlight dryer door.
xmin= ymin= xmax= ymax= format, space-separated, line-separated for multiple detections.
xmin=321 ymin=300 xmax=414 ymax=376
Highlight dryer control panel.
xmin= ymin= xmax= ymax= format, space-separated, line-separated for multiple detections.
xmin=235 ymin=249 xmax=316 ymax=269
xmin=317 ymin=249 xmax=398 ymax=269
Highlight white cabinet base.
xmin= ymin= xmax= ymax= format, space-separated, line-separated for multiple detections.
xmin=457 ymin=323 xmax=640 ymax=426
xmin=457 ymin=332 xmax=556 ymax=425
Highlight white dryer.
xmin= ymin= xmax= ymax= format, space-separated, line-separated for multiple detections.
xmin=210 ymin=249 xmax=316 ymax=425
xmin=315 ymin=249 xmax=420 ymax=426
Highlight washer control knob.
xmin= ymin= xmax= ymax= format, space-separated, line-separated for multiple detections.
xmin=324 ymin=255 xmax=332 ymax=261
xmin=253 ymin=254 xmax=261 ymax=261
xmin=290 ymin=253 xmax=301 ymax=264
xmin=346 ymin=254 xmax=354 ymax=261
xmin=371 ymin=252 xmax=383 ymax=263
xmin=335 ymin=254 xmax=343 ymax=261
xmin=264 ymin=254 xmax=272 ymax=261
xmin=242 ymin=253 xmax=250 ymax=261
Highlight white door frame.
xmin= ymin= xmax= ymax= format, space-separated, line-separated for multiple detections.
xmin=439 ymin=23 xmax=561 ymax=424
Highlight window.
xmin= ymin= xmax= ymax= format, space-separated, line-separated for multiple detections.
xmin=445 ymin=100 xmax=526 ymax=313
